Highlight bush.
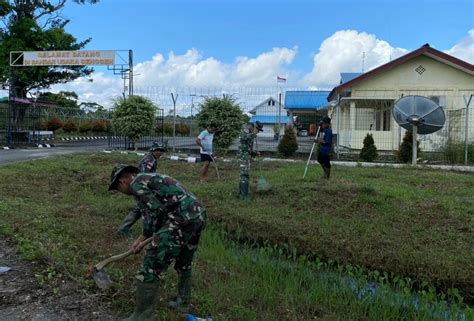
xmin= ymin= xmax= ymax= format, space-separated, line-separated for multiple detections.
xmin=176 ymin=123 xmax=190 ymax=136
xmin=159 ymin=123 xmax=173 ymax=136
xmin=359 ymin=133 xmax=378 ymax=162
xmin=278 ymin=125 xmax=298 ymax=157
xmin=196 ymin=96 xmax=248 ymax=153
xmin=79 ymin=121 xmax=92 ymax=133
xmin=441 ymin=141 xmax=474 ymax=164
xmin=398 ymin=130 xmax=420 ymax=163
xmin=45 ymin=117 xmax=63 ymax=132
xmin=112 ymin=95 xmax=156 ymax=145
xmin=62 ymin=119 xmax=77 ymax=133
xmin=91 ymin=119 xmax=107 ymax=132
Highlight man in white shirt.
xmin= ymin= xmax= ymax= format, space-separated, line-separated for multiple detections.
xmin=196 ymin=123 xmax=218 ymax=183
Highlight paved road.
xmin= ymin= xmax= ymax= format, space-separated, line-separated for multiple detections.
xmin=0 ymin=135 xmax=315 ymax=166
xmin=0 ymin=141 xmax=109 ymax=166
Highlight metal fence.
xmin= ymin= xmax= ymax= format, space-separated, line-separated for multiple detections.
xmin=0 ymin=101 xmax=111 ymax=146
xmin=135 ymin=86 xmax=474 ymax=165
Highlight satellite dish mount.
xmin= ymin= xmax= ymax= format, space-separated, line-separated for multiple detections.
xmin=393 ymin=95 xmax=446 ymax=165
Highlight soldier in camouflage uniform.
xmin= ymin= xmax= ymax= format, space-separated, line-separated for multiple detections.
xmin=109 ymin=165 xmax=207 ymax=321
xmin=117 ymin=143 xmax=167 ymax=238
xmin=238 ymin=121 xmax=263 ymax=199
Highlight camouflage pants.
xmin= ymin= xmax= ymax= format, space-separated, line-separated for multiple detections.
xmin=138 ymin=209 xmax=206 ymax=283
xmin=117 ymin=207 xmax=143 ymax=232
xmin=239 ymin=159 xmax=250 ymax=197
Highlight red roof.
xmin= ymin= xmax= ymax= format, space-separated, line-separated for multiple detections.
xmin=328 ymin=44 xmax=474 ymax=101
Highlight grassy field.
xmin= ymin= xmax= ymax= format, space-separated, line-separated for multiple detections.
xmin=0 ymin=152 xmax=472 ymax=320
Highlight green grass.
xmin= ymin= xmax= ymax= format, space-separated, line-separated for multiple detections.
xmin=0 ymin=153 xmax=472 ymax=320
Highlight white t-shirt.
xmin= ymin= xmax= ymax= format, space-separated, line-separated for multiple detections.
xmin=197 ymin=129 xmax=214 ymax=155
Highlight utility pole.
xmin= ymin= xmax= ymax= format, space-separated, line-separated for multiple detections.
xmin=464 ymin=94 xmax=473 ymax=165
xmin=278 ymin=92 xmax=282 ymax=141
xmin=171 ymin=92 xmax=178 ymax=152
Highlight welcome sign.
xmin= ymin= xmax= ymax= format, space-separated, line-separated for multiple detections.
xmin=21 ymin=50 xmax=115 ymax=66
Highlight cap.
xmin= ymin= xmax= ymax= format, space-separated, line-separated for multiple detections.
xmin=321 ymin=116 xmax=331 ymax=124
xmin=108 ymin=164 xmax=138 ymax=191
xmin=254 ymin=121 xmax=264 ymax=132
xmin=149 ymin=142 xmax=167 ymax=152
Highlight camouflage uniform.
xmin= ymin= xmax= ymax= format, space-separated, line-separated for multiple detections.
xmin=238 ymin=129 xmax=256 ymax=198
xmin=117 ymin=153 xmax=159 ymax=236
xmin=130 ymin=173 xmax=207 ymax=283
xmin=138 ymin=153 xmax=158 ymax=173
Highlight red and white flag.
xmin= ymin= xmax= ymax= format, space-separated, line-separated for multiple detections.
xmin=277 ymin=76 xmax=287 ymax=82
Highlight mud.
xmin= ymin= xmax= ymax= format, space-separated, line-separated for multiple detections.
xmin=0 ymin=237 xmax=115 ymax=321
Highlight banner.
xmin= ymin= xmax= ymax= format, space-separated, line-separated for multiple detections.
xmin=20 ymin=50 xmax=115 ymax=66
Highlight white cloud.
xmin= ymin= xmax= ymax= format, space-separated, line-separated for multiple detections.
xmin=51 ymin=29 xmax=472 ymax=106
xmin=51 ymin=72 xmax=122 ymax=107
xmin=301 ymin=30 xmax=408 ymax=89
xmin=445 ymin=29 xmax=474 ymax=64
xmin=134 ymin=47 xmax=297 ymax=88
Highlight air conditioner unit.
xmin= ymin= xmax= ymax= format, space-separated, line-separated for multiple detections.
xmin=428 ymin=95 xmax=447 ymax=107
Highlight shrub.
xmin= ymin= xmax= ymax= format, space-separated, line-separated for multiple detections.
xmin=160 ymin=123 xmax=173 ymax=136
xmin=79 ymin=121 xmax=92 ymax=133
xmin=278 ymin=125 xmax=298 ymax=157
xmin=91 ymin=119 xmax=107 ymax=132
xmin=62 ymin=119 xmax=77 ymax=133
xmin=359 ymin=133 xmax=378 ymax=162
xmin=112 ymin=95 xmax=156 ymax=146
xmin=45 ymin=117 xmax=63 ymax=132
xmin=196 ymin=96 xmax=248 ymax=153
xmin=398 ymin=130 xmax=420 ymax=163
xmin=176 ymin=123 xmax=191 ymax=136
xmin=441 ymin=141 xmax=474 ymax=164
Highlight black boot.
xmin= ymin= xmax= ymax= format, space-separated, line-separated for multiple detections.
xmin=168 ymin=274 xmax=191 ymax=314
xmin=239 ymin=180 xmax=250 ymax=200
xmin=119 ymin=280 xmax=160 ymax=321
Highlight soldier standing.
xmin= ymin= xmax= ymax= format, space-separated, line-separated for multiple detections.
xmin=238 ymin=121 xmax=263 ymax=200
xmin=109 ymin=165 xmax=207 ymax=321
xmin=117 ymin=143 xmax=167 ymax=238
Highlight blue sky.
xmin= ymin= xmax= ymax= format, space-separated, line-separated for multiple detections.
xmin=55 ymin=0 xmax=474 ymax=106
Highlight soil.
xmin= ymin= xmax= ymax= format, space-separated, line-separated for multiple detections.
xmin=0 ymin=237 xmax=115 ymax=321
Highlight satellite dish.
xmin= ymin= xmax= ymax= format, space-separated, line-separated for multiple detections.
xmin=392 ymin=95 xmax=446 ymax=165
xmin=393 ymin=95 xmax=445 ymax=134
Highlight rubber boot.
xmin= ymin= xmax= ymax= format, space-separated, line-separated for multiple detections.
xmin=119 ymin=280 xmax=160 ymax=321
xmin=168 ymin=275 xmax=191 ymax=314
xmin=239 ymin=180 xmax=250 ymax=201
xmin=117 ymin=209 xmax=141 ymax=239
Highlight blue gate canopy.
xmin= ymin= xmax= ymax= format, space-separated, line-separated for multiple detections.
xmin=285 ymin=91 xmax=331 ymax=110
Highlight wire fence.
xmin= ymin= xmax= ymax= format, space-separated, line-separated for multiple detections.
xmin=135 ymin=86 xmax=474 ymax=165
xmin=1 ymin=86 xmax=473 ymax=165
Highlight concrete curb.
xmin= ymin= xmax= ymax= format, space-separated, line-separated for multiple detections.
xmin=262 ymin=157 xmax=474 ymax=173
xmin=60 ymin=136 xmax=114 ymax=141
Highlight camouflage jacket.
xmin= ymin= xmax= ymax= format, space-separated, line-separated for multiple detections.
xmin=238 ymin=129 xmax=256 ymax=161
xmin=130 ymin=173 xmax=206 ymax=237
xmin=138 ymin=153 xmax=158 ymax=173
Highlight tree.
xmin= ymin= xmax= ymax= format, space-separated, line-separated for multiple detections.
xmin=277 ymin=125 xmax=298 ymax=157
xmin=196 ymin=95 xmax=248 ymax=153
xmin=38 ymin=91 xmax=79 ymax=108
xmin=0 ymin=0 xmax=98 ymax=130
xmin=359 ymin=133 xmax=378 ymax=162
xmin=398 ymin=130 xmax=420 ymax=163
xmin=112 ymin=95 xmax=156 ymax=149
xmin=0 ymin=1 xmax=98 ymax=97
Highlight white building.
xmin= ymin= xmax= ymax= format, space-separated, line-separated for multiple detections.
xmin=249 ymin=97 xmax=290 ymax=138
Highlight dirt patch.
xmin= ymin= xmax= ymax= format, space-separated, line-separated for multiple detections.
xmin=0 ymin=237 xmax=114 ymax=321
